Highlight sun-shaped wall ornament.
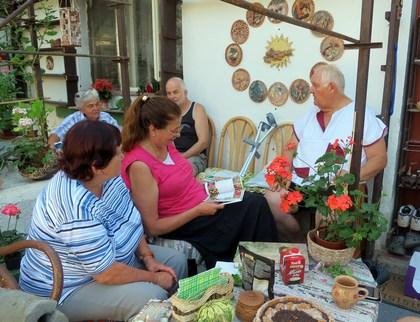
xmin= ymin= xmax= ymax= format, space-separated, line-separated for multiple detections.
xmin=263 ymin=35 xmax=294 ymax=69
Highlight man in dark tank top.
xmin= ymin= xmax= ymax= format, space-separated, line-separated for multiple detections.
xmin=166 ymin=77 xmax=210 ymax=175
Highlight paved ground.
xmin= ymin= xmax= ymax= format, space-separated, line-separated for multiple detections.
xmin=1 ymin=139 xmax=420 ymax=321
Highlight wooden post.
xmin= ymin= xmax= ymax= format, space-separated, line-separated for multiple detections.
xmin=28 ymin=3 xmax=44 ymax=99
xmin=349 ymin=0 xmax=375 ymax=190
xmin=114 ymin=3 xmax=131 ymax=110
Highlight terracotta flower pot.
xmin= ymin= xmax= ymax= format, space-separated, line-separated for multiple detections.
xmin=313 ymin=227 xmax=347 ymax=250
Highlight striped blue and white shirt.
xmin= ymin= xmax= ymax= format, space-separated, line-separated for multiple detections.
xmin=52 ymin=111 xmax=119 ymax=140
xmin=19 ymin=172 xmax=143 ymax=304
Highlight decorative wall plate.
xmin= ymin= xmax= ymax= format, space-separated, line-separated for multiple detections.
xmin=290 ymin=79 xmax=311 ymax=104
xmin=311 ymin=10 xmax=334 ymax=37
xmin=232 ymin=68 xmax=251 ymax=91
xmin=264 ymin=35 xmax=294 ymax=69
xmin=320 ymin=36 xmax=344 ymax=61
xmin=225 ymin=43 xmax=243 ymax=67
xmin=268 ymin=82 xmax=288 ymax=106
xmin=231 ymin=20 xmax=249 ymax=44
xmin=292 ymin=0 xmax=315 ymax=22
xmin=268 ymin=0 xmax=289 ymax=24
xmin=46 ymin=56 xmax=54 ymax=70
xmin=246 ymin=2 xmax=266 ymax=28
xmin=249 ymin=80 xmax=267 ymax=103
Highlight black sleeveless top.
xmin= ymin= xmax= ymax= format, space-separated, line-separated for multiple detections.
xmin=174 ymin=102 xmax=199 ymax=153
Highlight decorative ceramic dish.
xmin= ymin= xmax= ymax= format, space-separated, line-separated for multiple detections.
xmin=232 ymin=68 xmax=251 ymax=91
xmin=311 ymin=10 xmax=334 ymax=37
xmin=290 ymin=79 xmax=310 ymax=104
xmin=225 ymin=43 xmax=243 ymax=67
xmin=268 ymin=0 xmax=289 ymax=24
xmin=231 ymin=19 xmax=249 ymax=44
xmin=268 ymin=82 xmax=288 ymax=106
xmin=292 ymin=0 xmax=315 ymax=22
xmin=249 ymin=80 xmax=268 ymax=103
xmin=246 ymin=2 xmax=266 ymax=27
xmin=320 ymin=36 xmax=344 ymax=61
xmin=254 ymin=296 xmax=335 ymax=322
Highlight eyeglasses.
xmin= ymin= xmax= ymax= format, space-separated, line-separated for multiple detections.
xmin=167 ymin=126 xmax=181 ymax=135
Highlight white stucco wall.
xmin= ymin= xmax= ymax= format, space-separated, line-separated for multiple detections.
xmin=182 ymin=0 xmax=414 ymax=248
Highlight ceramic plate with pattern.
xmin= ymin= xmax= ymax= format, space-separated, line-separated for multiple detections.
xmin=268 ymin=82 xmax=288 ymax=106
xmin=232 ymin=68 xmax=251 ymax=91
xmin=246 ymin=2 xmax=266 ymax=27
xmin=290 ymin=79 xmax=310 ymax=104
xmin=268 ymin=0 xmax=289 ymax=24
xmin=320 ymin=36 xmax=344 ymax=61
xmin=311 ymin=10 xmax=334 ymax=37
xmin=249 ymin=80 xmax=267 ymax=103
xmin=225 ymin=43 xmax=243 ymax=67
xmin=231 ymin=19 xmax=249 ymax=44
xmin=292 ymin=0 xmax=315 ymax=22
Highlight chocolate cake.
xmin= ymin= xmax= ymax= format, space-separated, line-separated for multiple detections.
xmin=254 ymin=296 xmax=334 ymax=322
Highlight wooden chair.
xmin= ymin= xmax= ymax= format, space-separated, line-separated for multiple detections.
xmin=207 ymin=117 xmax=216 ymax=168
xmin=0 ymin=240 xmax=63 ymax=300
xmin=216 ymin=116 xmax=257 ymax=172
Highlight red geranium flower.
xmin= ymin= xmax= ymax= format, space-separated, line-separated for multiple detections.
xmin=1 ymin=204 xmax=21 ymax=216
xmin=326 ymin=194 xmax=353 ymax=212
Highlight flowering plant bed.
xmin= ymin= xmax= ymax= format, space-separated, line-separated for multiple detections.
xmin=265 ymin=137 xmax=387 ymax=248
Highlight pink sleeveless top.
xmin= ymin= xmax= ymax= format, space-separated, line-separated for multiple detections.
xmin=121 ymin=144 xmax=207 ymax=218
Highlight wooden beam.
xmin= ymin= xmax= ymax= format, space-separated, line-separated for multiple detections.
xmin=0 ymin=49 xmax=128 ymax=60
xmin=114 ymin=3 xmax=131 ymax=110
xmin=0 ymin=0 xmax=35 ymax=29
xmin=220 ymin=0 xmax=360 ymax=43
xmin=344 ymin=42 xmax=383 ymax=50
xmin=350 ymin=0 xmax=375 ymax=190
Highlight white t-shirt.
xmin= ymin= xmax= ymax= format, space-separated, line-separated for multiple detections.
xmin=292 ymin=102 xmax=387 ymax=185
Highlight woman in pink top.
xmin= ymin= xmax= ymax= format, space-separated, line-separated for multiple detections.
xmin=121 ymin=96 xmax=278 ymax=268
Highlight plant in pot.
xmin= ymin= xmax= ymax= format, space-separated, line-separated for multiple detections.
xmin=0 ymin=73 xmax=18 ymax=138
xmin=92 ymin=78 xmax=112 ymax=109
xmin=265 ymin=137 xmax=388 ymax=265
xmin=9 ymin=99 xmax=58 ymax=180
xmin=0 ymin=204 xmax=26 ymax=270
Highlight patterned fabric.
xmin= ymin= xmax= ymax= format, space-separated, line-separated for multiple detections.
xmin=292 ymin=103 xmax=387 ymax=185
xmin=149 ymin=237 xmax=204 ymax=266
xmin=52 ymin=111 xmax=119 ymax=140
xmin=121 ymin=144 xmax=207 ymax=217
xmin=19 ymin=173 xmax=143 ymax=304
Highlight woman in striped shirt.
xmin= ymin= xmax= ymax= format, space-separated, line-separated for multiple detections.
xmin=20 ymin=120 xmax=187 ymax=321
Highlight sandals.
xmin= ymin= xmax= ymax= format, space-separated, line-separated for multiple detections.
xmin=404 ymin=231 xmax=420 ymax=249
xmin=398 ymin=205 xmax=416 ymax=228
xmin=388 ymin=235 xmax=407 ymax=256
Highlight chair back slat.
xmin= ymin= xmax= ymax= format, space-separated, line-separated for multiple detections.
xmin=216 ymin=116 xmax=257 ymax=172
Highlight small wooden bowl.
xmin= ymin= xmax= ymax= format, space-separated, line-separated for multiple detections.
xmin=235 ymin=291 xmax=265 ymax=322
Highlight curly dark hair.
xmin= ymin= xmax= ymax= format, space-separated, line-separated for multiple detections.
xmin=59 ymin=120 xmax=121 ymax=181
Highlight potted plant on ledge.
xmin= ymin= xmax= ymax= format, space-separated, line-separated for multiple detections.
xmin=9 ymin=99 xmax=58 ymax=180
xmin=265 ymin=137 xmax=388 ymax=265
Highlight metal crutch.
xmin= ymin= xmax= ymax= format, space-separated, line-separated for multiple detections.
xmin=239 ymin=113 xmax=278 ymax=178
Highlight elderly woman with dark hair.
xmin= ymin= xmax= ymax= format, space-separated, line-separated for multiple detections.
xmin=121 ymin=96 xmax=278 ymax=268
xmin=20 ymin=120 xmax=187 ymax=322
xmin=47 ymin=89 xmax=119 ymax=150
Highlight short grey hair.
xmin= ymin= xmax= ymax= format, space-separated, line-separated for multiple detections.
xmin=166 ymin=77 xmax=187 ymax=91
xmin=75 ymin=89 xmax=99 ymax=109
xmin=317 ymin=64 xmax=345 ymax=93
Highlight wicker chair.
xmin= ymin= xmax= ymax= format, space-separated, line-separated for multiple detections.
xmin=0 ymin=240 xmax=63 ymax=300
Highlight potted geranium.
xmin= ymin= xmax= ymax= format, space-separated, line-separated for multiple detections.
xmin=9 ymin=99 xmax=57 ymax=180
xmin=265 ymin=137 xmax=388 ymax=265
xmin=92 ymin=78 xmax=112 ymax=109
xmin=0 ymin=204 xmax=26 ymax=270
